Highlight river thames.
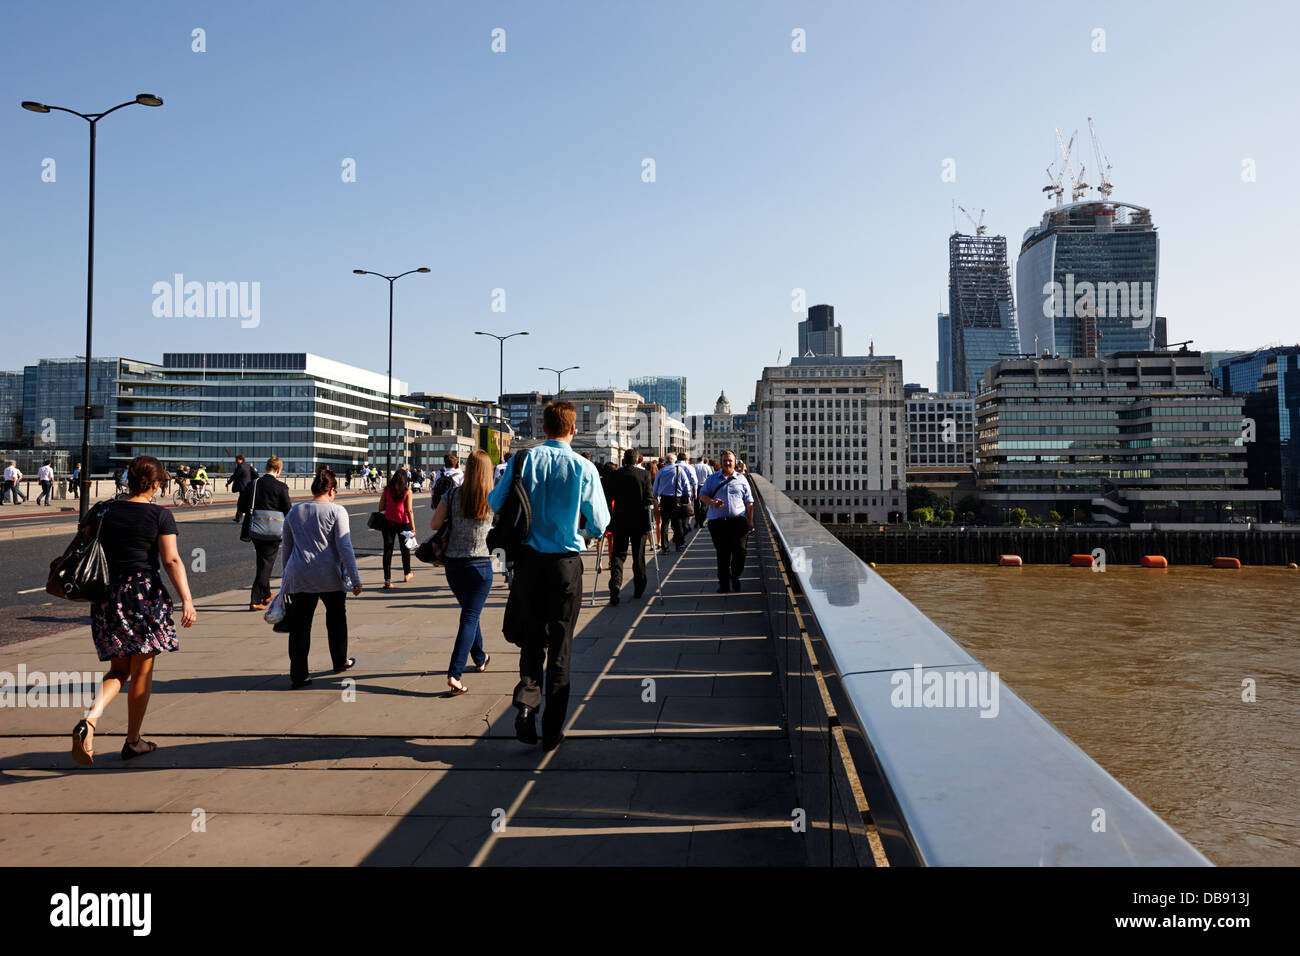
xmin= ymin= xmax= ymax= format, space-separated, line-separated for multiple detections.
xmin=876 ymin=564 xmax=1300 ymax=866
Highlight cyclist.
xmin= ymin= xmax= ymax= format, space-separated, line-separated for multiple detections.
xmin=174 ymin=463 xmax=192 ymax=498
xmin=192 ymin=465 xmax=209 ymax=500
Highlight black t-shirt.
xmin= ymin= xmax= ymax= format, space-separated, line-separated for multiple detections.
xmin=81 ymin=501 xmax=179 ymax=581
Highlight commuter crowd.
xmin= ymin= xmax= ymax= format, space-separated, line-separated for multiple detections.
xmin=54 ymin=400 xmax=754 ymax=766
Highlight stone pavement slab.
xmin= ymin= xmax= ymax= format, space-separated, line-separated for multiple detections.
xmin=0 ymin=529 xmax=799 ymax=866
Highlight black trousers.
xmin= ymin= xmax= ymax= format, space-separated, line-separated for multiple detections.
xmin=694 ymin=496 xmax=708 ymax=528
xmin=608 ymin=528 xmax=648 ymax=596
xmin=708 ymin=516 xmax=749 ymax=587
xmin=381 ymin=517 xmax=412 ymax=579
xmin=287 ymin=590 xmax=349 ymax=683
xmin=251 ymin=538 xmax=279 ymax=605
xmin=506 ymin=548 xmax=583 ymax=741
xmin=659 ymin=496 xmax=687 ymax=547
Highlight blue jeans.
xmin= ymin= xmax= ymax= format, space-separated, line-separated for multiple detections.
xmin=444 ymin=557 xmax=492 ymax=679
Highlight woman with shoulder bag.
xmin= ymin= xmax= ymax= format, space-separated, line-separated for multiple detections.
xmin=71 ymin=456 xmax=197 ymax=766
xmin=244 ymin=455 xmax=292 ymax=610
xmin=280 ymin=466 xmax=362 ymax=688
xmin=378 ymin=468 xmax=415 ymax=589
xmin=430 ymin=450 xmax=494 ymax=694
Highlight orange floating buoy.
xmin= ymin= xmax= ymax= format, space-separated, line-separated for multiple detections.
xmin=1068 ymin=554 xmax=1094 ymax=567
xmin=1140 ymin=555 xmax=1168 ymax=568
xmin=1212 ymin=557 xmax=1242 ymax=569
xmin=998 ymin=554 xmax=1022 ymax=566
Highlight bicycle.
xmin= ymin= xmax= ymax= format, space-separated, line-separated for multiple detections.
xmin=191 ymin=484 xmax=213 ymax=506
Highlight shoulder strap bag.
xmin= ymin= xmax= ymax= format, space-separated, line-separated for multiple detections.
xmin=46 ymin=502 xmax=114 ymax=602
xmin=248 ymin=475 xmax=286 ymax=542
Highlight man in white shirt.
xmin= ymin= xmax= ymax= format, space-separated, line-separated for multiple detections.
xmin=493 ymin=452 xmax=512 ymax=484
xmin=36 ymin=460 xmax=55 ymax=506
xmin=691 ymin=455 xmax=713 ymax=528
xmin=2 ymin=461 xmax=25 ymax=505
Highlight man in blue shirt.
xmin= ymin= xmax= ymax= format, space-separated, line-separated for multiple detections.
xmin=691 ymin=455 xmax=713 ymax=528
xmin=652 ymin=453 xmax=692 ymax=551
xmin=490 ymin=400 xmax=609 ymax=751
xmin=699 ymin=450 xmax=755 ymax=593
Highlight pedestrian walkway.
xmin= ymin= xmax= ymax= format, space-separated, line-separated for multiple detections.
xmin=0 ymin=526 xmax=803 ymax=866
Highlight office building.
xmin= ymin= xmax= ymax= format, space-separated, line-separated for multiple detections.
xmin=20 ymin=358 xmax=153 ymax=471
xmin=975 ymin=351 xmax=1276 ymax=524
xmin=114 ymin=353 xmax=418 ymax=473
xmin=906 ymin=390 xmax=976 ymax=469
xmin=936 ymin=313 xmax=953 ymax=391
xmin=498 ymin=391 xmax=550 ymax=440
xmin=1016 ymin=200 xmax=1159 ymax=359
xmin=367 ymin=419 xmax=433 ymax=472
xmin=1216 ymin=346 xmax=1300 ymax=519
xmin=948 ymin=233 xmax=1020 ymax=392
xmin=798 ymin=304 xmax=843 ymax=358
xmin=756 ymin=352 xmax=907 ymax=524
xmin=628 ymin=376 xmax=686 ymax=421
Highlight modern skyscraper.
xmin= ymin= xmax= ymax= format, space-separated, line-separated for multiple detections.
xmin=1016 ymin=201 xmax=1159 ymax=358
xmin=628 ymin=376 xmax=686 ymax=420
xmin=948 ymin=233 xmax=1019 ymax=393
xmin=936 ymin=313 xmax=953 ymax=391
xmin=1216 ymin=346 xmax=1300 ymax=519
xmin=21 ymin=357 xmax=153 ymax=470
xmin=798 ymin=304 xmax=843 ymax=358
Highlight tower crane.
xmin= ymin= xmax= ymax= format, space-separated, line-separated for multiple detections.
xmin=1088 ymin=116 xmax=1114 ymax=198
xmin=957 ymin=204 xmax=986 ymax=235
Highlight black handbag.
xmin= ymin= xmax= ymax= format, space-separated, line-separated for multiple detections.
xmin=366 ymin=510 xmax=385 ymax=531
xmin=416 ymin=489 xmax=453 ymax=565
xmin=486 ymin=449 xmax=532 ymax=562
xmin=46 ymin=502 xmax=114 ymax=603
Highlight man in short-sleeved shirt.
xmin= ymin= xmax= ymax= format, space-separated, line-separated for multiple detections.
xmin=698 ymin=451 xmax=754 ymax=593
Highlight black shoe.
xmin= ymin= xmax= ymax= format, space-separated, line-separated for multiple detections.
xmin=731 ymin=578 xmax=741 ymax=592
xmin=716 ymin=585 xmax=730 ymax=594
xmin=515 ymin=706 xmax=539 ymax=745
xmin=542 ymin=731 xmax=565 ymax=753
xmin=609 ymin=590 xmax=620 ymax=606
xmin=332 ymin=657 xmax=356 ymax=674
xmin=291 ymin=677 xmax=313 ymax=689
xmin=232 ymin=516 xmax=242 ymax=523
xmin=633 ymin=588 xmax=644 ymax=599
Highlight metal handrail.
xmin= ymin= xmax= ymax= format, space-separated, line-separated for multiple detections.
xmin=752 ymin=474 xmax=1211 ymax=866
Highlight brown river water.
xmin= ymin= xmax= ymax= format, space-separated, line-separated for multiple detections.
xmin=875 ymin=564 xmax=1300 ymax=866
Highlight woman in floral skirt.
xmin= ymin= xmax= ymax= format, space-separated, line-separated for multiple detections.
xmin=71 ymin=455 xmax=197 ymax=765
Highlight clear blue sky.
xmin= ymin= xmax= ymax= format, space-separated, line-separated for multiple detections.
xmin=3 ymin=0 xmax=1297 ymax=413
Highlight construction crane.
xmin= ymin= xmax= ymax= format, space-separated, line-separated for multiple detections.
xmin=1053 ymin=128 xmax=1089 ymax=202
xmin=1165 ymin=339 xmax=1195 ymax=351
xmin=957 ymin=204 xmax=987 ymax=235
xmin=1088 ymin=116 xmax=1114 ymax=199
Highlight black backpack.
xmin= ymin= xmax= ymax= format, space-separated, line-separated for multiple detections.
xmin=431 ymin=472 xmax=454 ymax=508
xmin=486 ymin=449 xmax=532 ymax=562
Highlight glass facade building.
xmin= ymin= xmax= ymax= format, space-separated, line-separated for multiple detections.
xmin=935 ymin=313 xmax=952 ymax=392
xmin=797 ymin=304 xmax=843 ymax=358
xmin=114 ymin=353 xmax=416 ymax=473
xmin=948 ymin=233 xmax=1018 ymax=393
xmin=1218 ymin=346 xmax=1300 ymax=518
xmin=20 ymin=358 xmax=149 ymax=471
xmin=628 ymin=376 xmax=686 ymax=420
xmin=975 ymin=351 xmax=1277 ymax=523
xmin=1016 ymin=201 xmax=1159 ymax=359
xmin=0 ymin=371 xmax=24 ymax=447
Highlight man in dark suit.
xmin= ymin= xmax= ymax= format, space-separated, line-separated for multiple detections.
xmin=242 ymin=456 xmax=293 ymax=610
xmin=226 ymin=454 xmax=255 ymax=523
xmin=606 ymin=447 xmax=655 ymax=605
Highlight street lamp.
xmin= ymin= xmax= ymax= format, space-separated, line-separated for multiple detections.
xmin=353 ymin=267 xmax=431 ymax=478
xmin=22 ymin=93 xmax=163 ymax=521
xmin=540 ymin=365 xmax=580 ymax=394
xmin=474 ymin=330 xmax=529 ymax=401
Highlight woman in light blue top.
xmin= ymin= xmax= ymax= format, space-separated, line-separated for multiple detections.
xmin=280 ymin=466 xmax=362 ymax=688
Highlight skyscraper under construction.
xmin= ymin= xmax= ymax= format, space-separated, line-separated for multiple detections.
xmin=948 ymin=232 xmax=1019 ymax=393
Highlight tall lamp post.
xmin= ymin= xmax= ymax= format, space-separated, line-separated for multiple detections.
xmin=353 ymin=267 xmax=430 ymax=478
xmin=22 ymin=93 xmax=164 ymax=521
xmin=540 ymin=365 xmax=580 ymax=395
xmin=474 ymin=330 xmax=529 ymax=401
